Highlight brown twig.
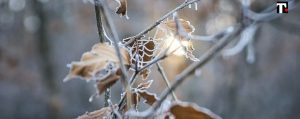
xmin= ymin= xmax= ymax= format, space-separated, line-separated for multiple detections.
xmin=118 ymin=72 xmax=138 ymax=111
xmin=123 ymin=0 xmax=201 ymax=46
xmin=94 ymin=0 xmax=105 ymax=43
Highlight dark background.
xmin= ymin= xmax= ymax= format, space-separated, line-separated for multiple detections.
xmin=0 ymin=0 xmax=300 ymax=118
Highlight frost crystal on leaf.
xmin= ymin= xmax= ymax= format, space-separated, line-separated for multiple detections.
xmin=64 ymin=43 xmax=130 ymax=94
xmin=154 ymin=19 xmax=199 ymax=61
xmin=123 ymin=37 xmax=157 ymax=79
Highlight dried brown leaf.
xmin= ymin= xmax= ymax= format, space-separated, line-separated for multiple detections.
xmin=97 ymin=72 xmax=120 ymax=94
xmin=169 ymin=102 xmax=221 ymax=119
xmin=140 ymin=69 xmax=150 ymax=80
xmin=156 ymin=19 xmax=195 ymax=39
xmin=137 ymin=90 xmax=159 ymax=105
xmin=65 ymin=43 xmax=129 ymax=81
xmin=115 ymin=0 xmax=127 ymax=16
xmin=123 ymin=80 xmax=154 ymax=110
xmin=77 ymin=107 xmax=112 ymax=119
xmin=123 ymin=37 xmax=155 ymax=79
xmin=156 ymin=19 xmax=199 ymax=61
xmin=136 ymin=80 xmax=153 ymax=90
xmin=64 ymin=43 xmax=130 ymax=94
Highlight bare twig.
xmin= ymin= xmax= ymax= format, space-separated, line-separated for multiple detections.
xmin=108 ymin=99 xmax=122 ymax=119
xmin=123 ymin=0 xmax=201 ymax=46
xmin=94 ymin=0 xmax=104 ymax=42
xmin=118 ymin=72 xmax=138 ymax=111
xmin=156 ymin=62 xmax=178 ymax=101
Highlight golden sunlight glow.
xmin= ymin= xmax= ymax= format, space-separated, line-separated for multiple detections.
xmin=163 ymin=35 xmax=189 ymax=56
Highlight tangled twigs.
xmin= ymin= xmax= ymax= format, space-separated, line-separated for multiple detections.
xmin=123 ymin=0 xmax=201 ymax=46
xmin=126 ymin=25 xmax=241 ymax=118
xmin=152 ymin=25 xmax=240 ymax=112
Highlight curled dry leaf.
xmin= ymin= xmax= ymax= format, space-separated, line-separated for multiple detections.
xmin=169 ymin=102 xmax=221 ymax=119
xmin=124 ymin=80 xmax=157 ymax=110
xmin=136 ymin=80 xmax=153 ymax=90
xmin=77 ymin=107 xmax=112 ymax=119
xmin=96 ymin=69 xmax=120 ymax=94
xmin=64 ymin=43 xmax=130 ymax=94
xmin=123 ymin=37 xmax=156 ymax=79
xmin=131 ymin=89 xmax=159 ymax=108
xmin=155 ymin=19 xmax=194 ymax=40
xmin=138 ymin=90 xmax=159 ymax=105
xmin=115 ymin=0 xmax=127 ymax=16
xmin=155 ymin=19 xmax=199 ymax=61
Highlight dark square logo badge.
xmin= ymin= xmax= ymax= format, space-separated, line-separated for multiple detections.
xmin=277 ymin=1 xmax=288 ymax=13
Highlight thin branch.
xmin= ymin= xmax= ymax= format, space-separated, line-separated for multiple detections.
xmin=156 ymin=62 xmax=178 ymax=101
xmin=118 ymin=72 xmax=138 ymax=111
xmin=94 ymin=0 xmax=105 ymax=42
xmin=98 ymin=1 xmax=129 ymax=85
xmin=222 ymin=24 xmax=258 ymax=56
xmin=93 ymin=0 xmax=111 ymax=107
xmin=108 ymin=99 xmax=122 ymax=119
xmin=123 ymin=0 xmax=201 ymax=46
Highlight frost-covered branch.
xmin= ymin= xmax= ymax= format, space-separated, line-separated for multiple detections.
xmin=123 ymin=0 xmax=201 ymax=46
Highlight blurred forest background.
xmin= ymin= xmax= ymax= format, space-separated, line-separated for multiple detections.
xmin=0 ymin=0 xmax=300 ymax=118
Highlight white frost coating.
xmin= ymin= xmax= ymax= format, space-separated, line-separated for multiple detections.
xmin=9 ymin=0 xmax=26 ymax=12
xmin=125 ymin=14 xmax=130 ymax=20
xmin=172 ymin=12 xmax=177 ymax=20
xmin=102 ymin=27 xmax=113 ymax=44
xmin=194 ymin=2 xmax=198 ymax=11
xmin=126 ymin=108 xmax=153 ymax=118
xmin=89 ymin=95 xmax=94 ymax=102
xmin=246 ymin=41 xmax=255 ymax=64
xmin=66 ymin=64 xmax=72 ymax=68
xmin=188 ymin=4 xmax=192 ymax=8
xmin=222 ymin=25 xmax=258 ymax=56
